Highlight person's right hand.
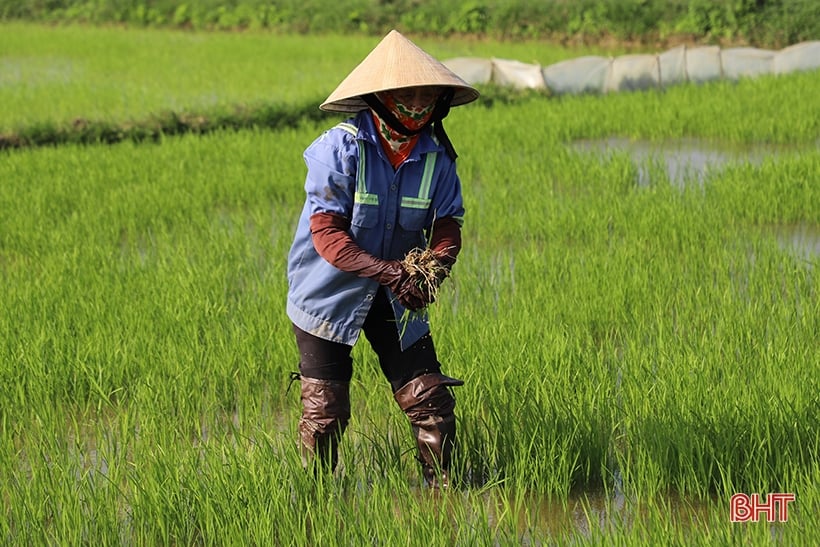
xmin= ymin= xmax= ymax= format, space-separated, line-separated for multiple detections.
xmin=310 ymin=213 xmax=437 ymax=311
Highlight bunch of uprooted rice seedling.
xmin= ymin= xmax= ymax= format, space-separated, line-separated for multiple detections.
xmin=395 ymin=247 xmax=452 ymax=336
xmin=400 ymin=246 xmax=450 ymax=305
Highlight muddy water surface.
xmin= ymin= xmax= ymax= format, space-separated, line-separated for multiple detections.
xmin=571 ymin=138 xmax=819 ymax=259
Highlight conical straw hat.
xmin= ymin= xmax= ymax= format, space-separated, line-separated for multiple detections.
xmin=320 ymin=30 xmax=480 ymax=113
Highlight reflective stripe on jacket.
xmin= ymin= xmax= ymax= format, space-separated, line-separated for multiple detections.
xmin=286 ymin=110 xmax=465 ymax=350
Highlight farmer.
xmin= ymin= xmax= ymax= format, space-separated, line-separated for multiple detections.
xmin=286 ymin=30 xmax=479 ymax=487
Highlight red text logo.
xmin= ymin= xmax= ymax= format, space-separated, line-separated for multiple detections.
xmin=730 ymin=493 xmax=795 ymax=523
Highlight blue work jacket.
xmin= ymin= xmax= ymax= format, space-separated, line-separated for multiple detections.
xmin=286 ymin=110 xmax=465 ymax=350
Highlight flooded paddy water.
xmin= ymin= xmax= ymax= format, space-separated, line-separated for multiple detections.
xmin=485 ymin=489 xmax=718 ymax=542
xmin=571 ymin=137 xmax=820 ymax=260
xmin=51 ymin=404 xmax=731 ymax=543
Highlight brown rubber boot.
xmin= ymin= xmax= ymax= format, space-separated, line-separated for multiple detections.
xmin=299 ymin=376 xmax=351 ymax=473
xmin=394 ymin=372 xmax=464 ymax=488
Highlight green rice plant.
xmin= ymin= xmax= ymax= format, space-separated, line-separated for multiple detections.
xmin=0 ymin=23 xmax=368 ymax=132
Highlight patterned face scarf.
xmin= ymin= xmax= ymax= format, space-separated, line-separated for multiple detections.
xmin=371 ymin=89 xmax=438 ymax=168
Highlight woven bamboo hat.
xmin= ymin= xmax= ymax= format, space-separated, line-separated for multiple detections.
xmin=320 ymin=30 xmax=480 ymax=113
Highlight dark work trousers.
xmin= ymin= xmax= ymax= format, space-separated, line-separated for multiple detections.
xmin=293 ymin=288 xmax=442 ymax=393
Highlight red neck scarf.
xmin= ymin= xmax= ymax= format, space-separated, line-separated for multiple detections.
xmin=371 ymin=93 xmax=435 ymax=168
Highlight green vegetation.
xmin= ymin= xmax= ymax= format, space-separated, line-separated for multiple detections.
xmin=1 ymin=0 xmax=818 ymax=46
xmin=2 ymin=23 xmax=819 ymax=151
xmin=0 ymin=23 xmax=621 ymax=148
xmin=1 ymin=23 xmax=818 ymax=545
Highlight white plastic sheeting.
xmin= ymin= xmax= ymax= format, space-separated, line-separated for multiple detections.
xmin=774 ymin=42 xmax=820 ymax=74
xmin=606 ymin=54 xmax=660 ymax=92
xmin=444 ymin=41 xmax=820 ymax=95
xmin=685 ymin=46 xmax=723 ymax=83
xmin=491 ymin=58 xmax=547 ymax=89
xmin=442 ymin=57 xmax=493 ymax=84
xmin=658 ymin=46 xmax=687 ymax=86
xmin=721 ymin=47 xmax=775 ymax=80
xmin=541 ymin=56 xmax=610 ymax=95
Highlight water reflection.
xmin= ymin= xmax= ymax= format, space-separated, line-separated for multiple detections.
xmin=768 ymin=222 xmax=820 ymax=261
xmin=571 ymin=138 xmax=819 ymax=259
xmin=457 ymin=485 xmax=718 ymax=541
xmin=570 ymin=137 xmax=788 ymax=187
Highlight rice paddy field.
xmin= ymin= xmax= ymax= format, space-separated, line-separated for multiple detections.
xmin=1 ymin=23 xmax=819 ymax=545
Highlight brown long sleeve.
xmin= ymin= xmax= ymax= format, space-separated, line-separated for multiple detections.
xmin=309 ymin=212 xmax=401 ymax=285
xmin=428 ymin=217 xmax=462 ymax=267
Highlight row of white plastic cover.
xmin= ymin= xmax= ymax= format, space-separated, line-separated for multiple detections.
xmin=443 ymin=41 xmax=820 ymax=95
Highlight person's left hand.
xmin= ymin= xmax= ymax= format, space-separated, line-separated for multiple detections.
xmin=395 ymin=276 xmax=428 ymax=311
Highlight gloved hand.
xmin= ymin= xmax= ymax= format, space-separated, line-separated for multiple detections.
xmin=380 ymin=260 xmax=429 ymax=311
xmin=397 ymin=279 xmax=428 ymax=311
xmin=429 ymin=217 xmax=461 ymax=269
xmin=423 ymin=216 xmax=461 ymax=298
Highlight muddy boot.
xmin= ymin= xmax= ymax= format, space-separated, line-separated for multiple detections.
xmin=299 ymin=376 xmax=350 ymax=473
xmin=394 ymin=372 xmax=464 ymax=488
